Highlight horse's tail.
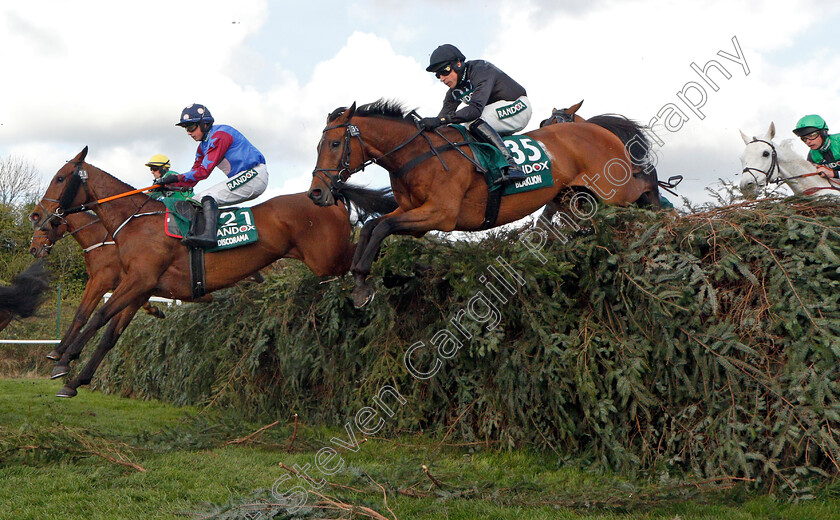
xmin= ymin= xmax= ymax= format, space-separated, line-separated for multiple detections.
xmin=340 ymin=184 xmax=400 ymax=223
xmin=588 ymin=114 xmax=662 ymax=206
xmin=0 ymin=261 xmax=50 ymax=319
xmin=587 ymin=114 xmax=650 ymax=152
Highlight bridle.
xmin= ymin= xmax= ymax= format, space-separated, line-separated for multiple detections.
xmin=31 ymin=160 xmax=161 ymax=242
xmin=742 ymin=138 xmax=781 ymax=185
xmin=742 ymin=138 xmax=840 ymax=195
xmin=30 ymin=161 xmax=91 ymax=233
xmin=311 ymin=122 xmax=369 ymax=201
xmin=311 ymin=113 xmax=428 ymax=202
xmin=541 ymin=109 xmax=575 ymax=127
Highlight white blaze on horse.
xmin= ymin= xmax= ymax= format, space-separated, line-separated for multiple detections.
xmin=739 ymin=122 xmax=840 ymax=198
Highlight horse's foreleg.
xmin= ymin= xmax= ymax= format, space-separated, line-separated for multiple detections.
xmin=352 ymin=216 xmax=386 ymax=268
xmin=142 ymin=301 xmax=165 ymax=319
xmin=539 ymin=201 xmax=558 ymax=222
xmin=351 ymin=214 xmax=433 ymax=308
xmin=46 ymin=277 xmax=112 ymax=360
xmin=58 ymin=305 xmax=140 ymax=398
xmin=51 ymin=283 xmax=151 ymax=379
xmin=0 ymin=312 xmax=12 ymax=333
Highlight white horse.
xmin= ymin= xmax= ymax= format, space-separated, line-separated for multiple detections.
xmin=739 ymin=122 xmax=840 ymax=198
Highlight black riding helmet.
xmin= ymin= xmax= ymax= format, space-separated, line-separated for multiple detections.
xmin=426 ymin=44 xmax=466 ymax=75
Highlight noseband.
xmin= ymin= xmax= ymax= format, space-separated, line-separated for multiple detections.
xmin=311 ymin=122 xmax=368 ymax=201
xmin=742 ymin=138 xmax=780 ymax=185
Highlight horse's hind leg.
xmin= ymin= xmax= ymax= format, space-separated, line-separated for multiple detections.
xmin=58 ymin=305 xmax=140 ymax=398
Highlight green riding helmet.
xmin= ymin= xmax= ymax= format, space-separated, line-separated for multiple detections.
xmin=793 ymin=114 xmax=828 ymax=137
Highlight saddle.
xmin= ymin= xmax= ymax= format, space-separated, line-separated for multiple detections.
xmin=451 ymin=126 xmax=555 ymax=228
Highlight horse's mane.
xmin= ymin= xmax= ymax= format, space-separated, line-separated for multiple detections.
xmin=328 ymin=99 xmax=414 ymax=123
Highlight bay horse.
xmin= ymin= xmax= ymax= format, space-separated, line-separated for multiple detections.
xmin=539 ymin=99 xmax=663 ymax=210
xmin=29 ymin=210 xmax=170 ymax=375
xmin=740 ymin=122 xmax=840 ymax=198
xmin=30 ymin=146 xmax=397 ymax=397
xmin=0 ymin=261 xmax=50 ymax=332
xmin=307 ymin=99 xmax=650 ymax=307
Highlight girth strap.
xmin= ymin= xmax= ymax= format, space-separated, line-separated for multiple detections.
xmin=189 ymin=247 xmax=206 ymax=298
xmin=481 ymin=188 xmax=503 ymax=230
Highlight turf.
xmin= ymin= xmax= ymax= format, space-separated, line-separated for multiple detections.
xmin=1 ymin=378 xmax=838 ymax=520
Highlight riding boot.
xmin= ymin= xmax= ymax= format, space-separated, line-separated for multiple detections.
xmin=182 ymin=196 xmax=219 ymax=248
xmin=468 ymin=119 xmax=525 ymax=181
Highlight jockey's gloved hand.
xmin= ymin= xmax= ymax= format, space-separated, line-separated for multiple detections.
xmin=418 ymin=116 xmax=449 ymax=131
xmin=153 ymin=174 xmax=182 ymax=186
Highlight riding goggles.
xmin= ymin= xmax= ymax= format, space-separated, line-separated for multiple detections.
xmin=434 ymin=64 xmax=454 ymax=78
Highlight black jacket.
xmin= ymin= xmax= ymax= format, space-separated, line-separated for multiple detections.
xmin=437 ymin=60 xmax=527 ymax=123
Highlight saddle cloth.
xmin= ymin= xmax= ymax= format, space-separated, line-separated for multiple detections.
xmin=162 ymin=198 xmax=258 ymax=252
xmin=451 ymin=125 xmax=554 ymax=195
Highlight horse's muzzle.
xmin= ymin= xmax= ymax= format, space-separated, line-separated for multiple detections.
xmin=308 ymin=187 xmax=333 ymax=207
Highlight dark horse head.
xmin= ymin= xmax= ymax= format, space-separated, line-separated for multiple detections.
xmin=0 ymin=261 xmax=50 ymax=324
xmin=539 ymin=100 xmax=585 ymax=127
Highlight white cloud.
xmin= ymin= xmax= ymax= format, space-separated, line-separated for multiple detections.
xmin=1 ymin=0 xmax=838 ymax=211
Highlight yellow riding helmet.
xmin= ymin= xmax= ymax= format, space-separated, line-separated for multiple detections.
xmin=145 ymin=154 xmax=171 ymax=168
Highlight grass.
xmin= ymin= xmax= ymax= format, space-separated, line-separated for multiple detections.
xmin=1 ymin=377 xmax=839 ymax=520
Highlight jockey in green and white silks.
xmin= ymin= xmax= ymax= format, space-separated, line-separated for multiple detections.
xmin=145 ymin=154 xmax=194 ymax=201
xmin=793 ymin=115 xmax=840 ymax=179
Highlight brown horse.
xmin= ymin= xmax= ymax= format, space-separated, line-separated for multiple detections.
xmin=307 ymin=99 xmax=651 ymax=307
xmin=29 ymin=210 xmax=170 ymax=373
xmin=0 ymin=261 xmax=50 ymax=332
xmin=30 ymin=146 xmax=397 ymax=397
xmin=539 ymin=99 xmax=662 ymax=211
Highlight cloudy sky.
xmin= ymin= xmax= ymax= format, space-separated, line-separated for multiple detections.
xmin=1 ymin=0 xmax=838 ymax=209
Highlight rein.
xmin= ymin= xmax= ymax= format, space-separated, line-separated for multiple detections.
xmin=43 ymin=162 xmax=165 ymax=238
xmin=312 ymin=112 xmax=484 ymax=200
xmin=744 ymin=138 xmax=840 ymax=192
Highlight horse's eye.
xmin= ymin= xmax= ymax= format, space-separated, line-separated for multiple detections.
xmin=762 ymin=151 xmax=770 ymax=157
xmin=330 ymin=140 xmax=341 ymax=149
xmin=56 ymin=176 xmax=65 ymax=182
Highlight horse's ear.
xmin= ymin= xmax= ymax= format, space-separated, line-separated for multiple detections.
xmin=568 ymin=100 xmax=583 ymax=115
xmin=347 ymin=102 xmax=357 ymax=119
xmin=768 ymin=122 xmax=776 ymax=140
xmin=73 ymin=146 xmax=88 ymax=164
xmin=740 ymin=130 xmax=751 ymax=145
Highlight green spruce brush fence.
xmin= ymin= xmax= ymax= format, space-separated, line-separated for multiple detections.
xmin=95 ymin=198 xmax=840 ymax=494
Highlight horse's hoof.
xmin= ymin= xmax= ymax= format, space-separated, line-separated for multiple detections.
xmin=45 ymin=350 xmax=60 ymax=361
xmin=352 ymin=286 xmax=375 ymax=308
xmin=50 ymin=365 xmax=70 ymax=379
xmin=56 ymin=386 xmax=77 ymax=398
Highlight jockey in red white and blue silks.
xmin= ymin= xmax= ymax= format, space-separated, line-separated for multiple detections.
xmin=157 ymin=103 xmax=268 ymax=248
xmin=173 ymin=103 xmax=268 ymax=207
xmin=185 ymin=124 xmax=268 ymax=206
